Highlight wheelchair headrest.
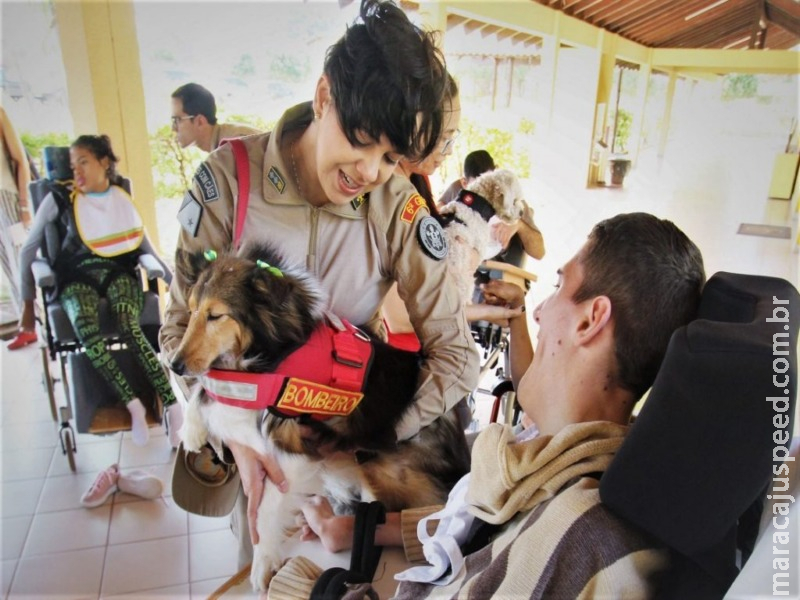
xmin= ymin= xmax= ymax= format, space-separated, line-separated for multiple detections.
xmin=42 ymin=146 xmax=72 ymax=181
xmin=600 ymin=271 xmax=799 ymax=591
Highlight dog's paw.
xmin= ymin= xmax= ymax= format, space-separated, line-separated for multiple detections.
xmin=181 ymin=427 xmax=206 ymax=453
xmin=250 ymin=550 xmax=283 ymax=592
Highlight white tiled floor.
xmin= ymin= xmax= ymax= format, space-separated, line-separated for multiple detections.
xmin=0 ymin=344 xmax=239 ymax=599
xmin=1 ymin=127 xmax=798 ymax=598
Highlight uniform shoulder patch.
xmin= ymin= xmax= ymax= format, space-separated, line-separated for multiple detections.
xmin=417 ymin=215 xmax=448 ymax=260
xmin=400 ymin=193 xmax=427 ymax=224
xmin=194 ymin=163 xmax=220 ymax=203
xmin=178 ymin=190 xmax=203 ymax=237
xmin=350 ymin=193 xmax=368 ymax=211
xmin=268 ymin=166 xmax=286 ymax=194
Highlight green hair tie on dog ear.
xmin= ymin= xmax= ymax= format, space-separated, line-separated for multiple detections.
xmin=256 ymin=260 xmax=284 ymax=278
xmin=204 ymin=249 xmax=218 ymax=261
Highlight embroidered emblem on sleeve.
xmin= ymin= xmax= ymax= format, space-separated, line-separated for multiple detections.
xmin=400 ymin=193 xmax=427 ymax=224
xmin=268 ymin=166 xmax=286 ymax=194
xmin=178 ymin=190 xmax=203 ymax=237
xmin=194 ymin=163 xmax=220 ymax=203
xmin=417 ymin=215 xmax=448 ymax=260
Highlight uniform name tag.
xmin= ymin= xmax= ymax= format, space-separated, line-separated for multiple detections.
xmin=277 ymin=378 xmax=363 ymax=417
xmin=194 ymin=163 xmax=220 ymax=203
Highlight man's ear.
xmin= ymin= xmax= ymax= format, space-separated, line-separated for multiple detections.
xmin=575 ymin=295 xmax=612 ymax=345
xmin=193 ymin=114 xmax=209 ymax=128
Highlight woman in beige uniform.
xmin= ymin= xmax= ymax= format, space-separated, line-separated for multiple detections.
xmin=161 ymin=0 xmax=479 ymax=569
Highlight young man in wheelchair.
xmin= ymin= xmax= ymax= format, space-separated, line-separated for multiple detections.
xmin=294 ymin=212 xmax=706 ymax=598
xmin=9 ymin=135 xmax=182 ymax=452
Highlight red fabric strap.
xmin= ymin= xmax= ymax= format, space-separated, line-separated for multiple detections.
xmin=220 ymin=137 xmax=250 ymax=250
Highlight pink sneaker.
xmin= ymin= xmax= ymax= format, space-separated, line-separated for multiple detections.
xmin=80 ymin=464 xmax=120 ymax=508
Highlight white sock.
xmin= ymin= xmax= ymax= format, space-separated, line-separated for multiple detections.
xmin=165 ymin=403 xmax=184 ymax=449
xmin=127 ymin=398 xmax=149 ymax=446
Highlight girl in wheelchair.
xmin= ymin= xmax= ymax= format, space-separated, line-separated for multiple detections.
xmin=9 ymin=134 xmax=182 ymax=448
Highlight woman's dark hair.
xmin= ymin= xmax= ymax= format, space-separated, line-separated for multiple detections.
xmin=324 ymin=0 xmax=448 ymax=160
xmin=408 ymin=73 xmax=459 ymax=218
xmin=71 ymin=134 xmax=124 ymax=187
xmin=573 ymin=212 xmax=706 ymax=399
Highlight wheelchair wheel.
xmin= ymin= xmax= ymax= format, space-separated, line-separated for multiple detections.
xmin=59 ymin=425 xmax=77 ymax=473
xmin=40 ymin=346 xmax=57 ymax=421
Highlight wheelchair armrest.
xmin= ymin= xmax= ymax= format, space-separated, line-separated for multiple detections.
xmin=31 ymin=257 xmax=56 ymax=288
xmin=138 ymin=254 xmax=165 ymax=280
xmin=480 ymin=260 xmax=538 ymax=292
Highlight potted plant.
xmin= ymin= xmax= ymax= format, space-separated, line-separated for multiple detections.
xmin=609 ymin=109 xmax=632 ymax=186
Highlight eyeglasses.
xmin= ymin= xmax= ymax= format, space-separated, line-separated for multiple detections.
xmin=171 ymin=115 xmax=195 ymax=128
xmin=440 ymin=129 xmax=461 ymax=155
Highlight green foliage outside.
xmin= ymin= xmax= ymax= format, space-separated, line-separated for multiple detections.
xmin=613 ymin=108 xmax=633 ymax=153
xmin=270 ymin=54 xmax=310 ymax=83
xmin=233 ymin=54 xmax=256 ymax=78
xmin=722 ymin=74 xmax=758 ymax=100
xmin=21 ymin=132 xmax=71 ymax=176
xmin=150 ymin=124 xmax=197 ymax=200
xmin=440 ymin=116 xmax=533 ymax=184
xmin=519 ymin=118 xmax=536 ymax=136
xmin=149 ymin=113 xmax=276 ymax=200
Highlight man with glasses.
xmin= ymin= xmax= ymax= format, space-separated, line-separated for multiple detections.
xmin=170 ymin=83 xmax=259 ymax=153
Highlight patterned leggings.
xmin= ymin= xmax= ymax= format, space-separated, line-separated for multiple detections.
xmin=60 ymin=270 xmax=176 ymax=408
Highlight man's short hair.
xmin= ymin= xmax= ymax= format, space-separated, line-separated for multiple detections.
xmin=574 ymin=212 xmax=706 ymax=399
xmin=171 ymin=83 xmax=217 ymax=125
xmin=324 ymin=0 xmax=447 ymax=161
xmin=463 ymin=150 xmax=495 ymax=179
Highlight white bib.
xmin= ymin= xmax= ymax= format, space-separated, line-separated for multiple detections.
xmin=73 ymin=186 xmax=144 ymax=257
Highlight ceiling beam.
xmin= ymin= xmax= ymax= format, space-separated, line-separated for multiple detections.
xmin=658 ymin=3 xmax=753 ymax=47
xmin=624 ymin=2 xmax=715 ymax=42
xmin=652 ymin=47 xmax=800 ymax=74
xmin=581 ymin=0 xmax=633 ymax=22
xmin=749 ymin=0 xmax=767 ymax=49
xmin=765 ymin=0 xmax=800 ymax=35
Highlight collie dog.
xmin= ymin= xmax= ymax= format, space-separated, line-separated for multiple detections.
xmin=170 ymin=243 xmax=470 ymax=591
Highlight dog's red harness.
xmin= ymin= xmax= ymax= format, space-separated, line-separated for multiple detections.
xmin=201 ymin=319 xmax=373 ymax=420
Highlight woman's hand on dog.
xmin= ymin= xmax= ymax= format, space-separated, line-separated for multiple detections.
xmin=227 ymin=440 xmax=288 ymax=545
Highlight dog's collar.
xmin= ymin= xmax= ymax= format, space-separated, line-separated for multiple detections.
xmin=201 ymin=319 xmax=374 ymax=421
xmin=457 ymin=189 xmax=495 ymax=222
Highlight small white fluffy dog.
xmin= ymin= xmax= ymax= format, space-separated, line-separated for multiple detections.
xmin=438 ymin=168 xmax=527 ymax=300
xmin=465 ymin=167 xmax=527 ymax=223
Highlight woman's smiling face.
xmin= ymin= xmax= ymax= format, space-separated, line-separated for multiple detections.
xmin=313 ymin=102 xmax=403 ymax=205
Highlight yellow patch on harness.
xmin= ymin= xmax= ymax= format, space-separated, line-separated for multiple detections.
xmin=277 ymin=378 xmax=364 ymax=417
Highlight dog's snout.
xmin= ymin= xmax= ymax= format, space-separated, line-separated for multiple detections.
xmin=170 ymin=357 xmax=186 ymax=375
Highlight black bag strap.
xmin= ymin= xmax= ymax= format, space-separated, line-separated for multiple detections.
xmin=310 ymin=501 xmax=386 ymax=600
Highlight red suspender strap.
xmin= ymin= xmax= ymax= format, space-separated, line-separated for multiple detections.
xmin=330 ymin=323 xmax=372 ymax=392
xmin=220 ymin=137 xmax=250 ymax=250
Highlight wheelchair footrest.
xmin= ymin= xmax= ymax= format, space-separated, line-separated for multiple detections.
xmin=67 ymin=350 xmax=160 ymax=434
xmin=88 ymin=405 xmax=162 ymax=435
